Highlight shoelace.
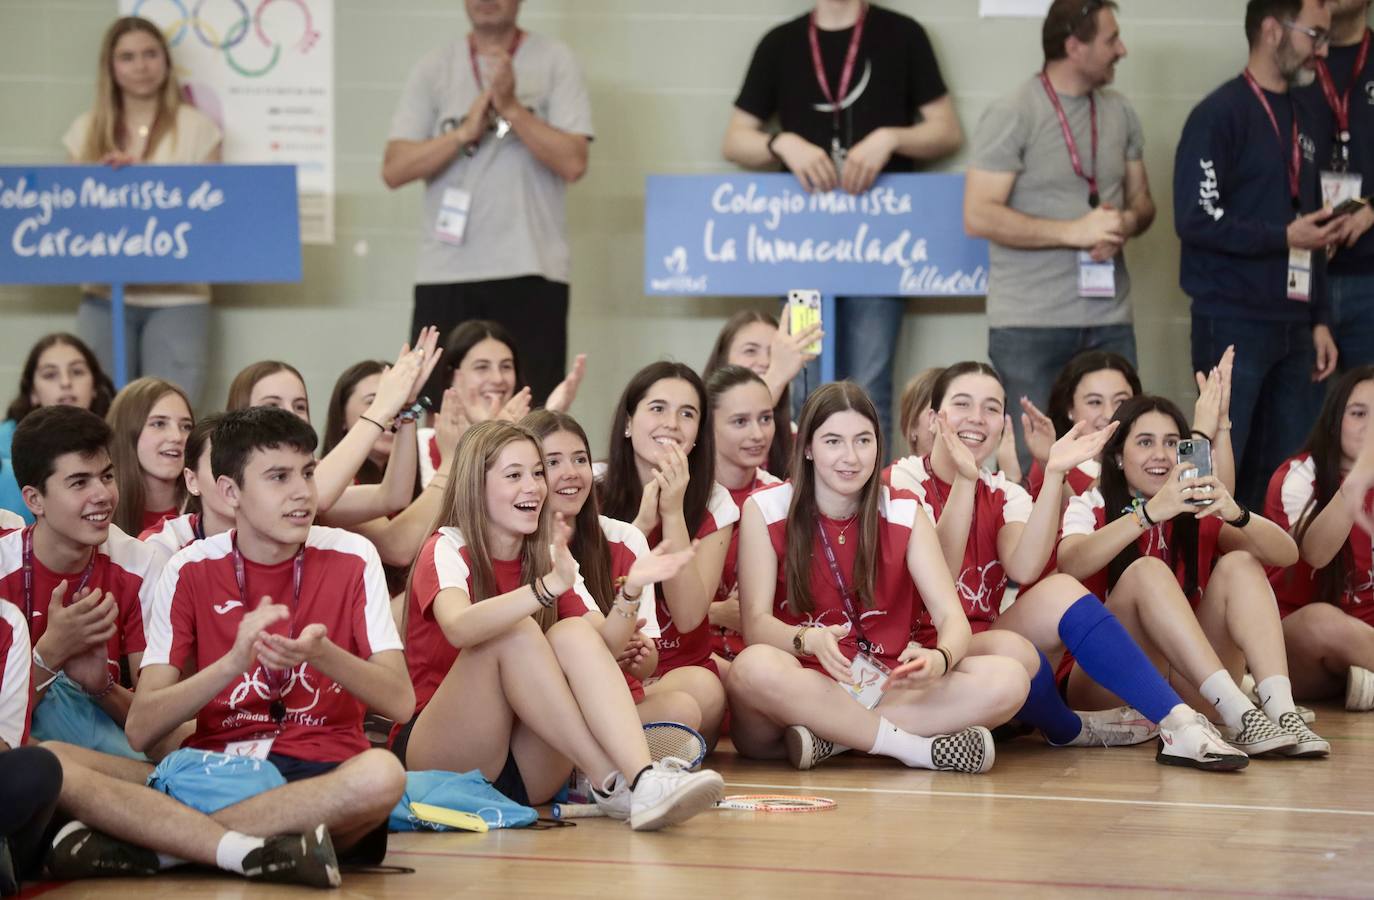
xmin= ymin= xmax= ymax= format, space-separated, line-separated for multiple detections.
xmin=657 ymin=756 xmax=691 ymax=773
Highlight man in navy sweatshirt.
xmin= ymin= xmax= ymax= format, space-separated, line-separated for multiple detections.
xmin=1175 ymin=0 xmax=1346 ymax=509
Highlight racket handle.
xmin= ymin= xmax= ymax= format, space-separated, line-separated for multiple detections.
xmin=552 ymin=802 xmax=604 ymax=819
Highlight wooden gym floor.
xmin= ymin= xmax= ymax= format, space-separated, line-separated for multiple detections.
xmin=20 ymin=701 xmax=1374 ymax=899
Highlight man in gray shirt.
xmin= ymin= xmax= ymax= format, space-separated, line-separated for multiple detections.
xmin=382 ymin=0 xmax=593 ymax=403
xmin=964 ymin=0 xmax=1155 ymax=468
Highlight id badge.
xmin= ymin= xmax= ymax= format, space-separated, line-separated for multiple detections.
xmin=843 ymin=652 xmax=890 ymax=709
xmin=1321 ymin=170 xmax=1363 ymax=208
xmin=1077 ymin=251 xmax=1116 ymax=299
xmin=1288 ymin=247 xmax=1313 ymax=302
xmin=435 ymin=187 xmax=472 ymax=245
xmin=223 ymin=736 xmax=276 ymax=760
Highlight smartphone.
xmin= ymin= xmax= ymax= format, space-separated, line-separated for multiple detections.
xmin=786 ymin=289 xmax=822 ymax=355
xmin=1330 ymin=197 xmax=1369 ymax=218
xmin=1176 ymin=437 xmax=1214 ymax=506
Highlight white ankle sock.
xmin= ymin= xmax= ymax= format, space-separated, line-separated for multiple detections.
xmin=215 ymin=831 xmax=265 ymax=875
xmin=1256 ymin=674 xmax=1297 ymax=720
xmin=1159 ymin=703 xmax=1194 ymax=732
xmin=868 ymin=717 xmax=934 ymax=769
xmin=1200 ymin=670 xmax=1254 ymax=730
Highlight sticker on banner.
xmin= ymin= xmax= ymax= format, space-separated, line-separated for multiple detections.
xmin=1078 ymin=251 xmax=1116 ymax=298
xmin=436 ymin=187 xmax=471 ymax=245
xmin=1288 ymin=248 xmax=1312 ymax=302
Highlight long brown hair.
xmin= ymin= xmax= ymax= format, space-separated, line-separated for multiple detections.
xmin=106 ymin=377 xmax=192 ymax=534
xmin=415 ymin=420 xmax=557 ymax=632
xmin=6 ymin=333 xmax=116 ymax=422
xmin=323 ymin=360 xmax=388 ymax=483
xmin=897 ymin=367 xmax=943 ymax=455
xmin=79 ymin=17 xmax=183 ymax=162
xmin=784 ymin=382 xmax=883 ymax=616
xmin=521 ymin=410 xmax=617 ymax=614
xmin=226 ymin=361 xmax=307 ymax=415
xmin=703 ymin=310 xmax=793 ymax=477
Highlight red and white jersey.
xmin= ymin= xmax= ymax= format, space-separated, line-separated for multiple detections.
xmin=406 ymin=527 xmax=594 ymax=717
xmin=718 ymin=470 xmax=783 ymax=604
xmin=0 ymin=597 xmax=29 ymax=748
xmin=1265 ymin=454 xmax=1374 ymax=623
xmin=419 ymin=428 xmax=442 ymax=487
xmin=650 ymin=481 xmax=740 ymax=674
xmin=0 ymin=525 xmax=158 ymax=683
xmin=142 ymin=527 xmax=403 ymax=763
xmin=887 ymin=456 xmax=1031 ymax=638
xmin=592 ymin=515 xmax=660 ymax=637
xmin=0 ymin=509 xmax=24 ymax=534
xmin=747 ymin=481 xmax=927 ymax=672
xmin=140 ymin=513 xmax=203 ymax=568
xmin=1061 ymin=488 xmax=1222 ymax=604
xmin=1026 ymin=459 xmax=1100 ymax=501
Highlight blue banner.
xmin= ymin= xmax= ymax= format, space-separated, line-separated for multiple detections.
xmin=0 ymin=164 xmax=301 ymax=285
xmin=644 ymin=173 xmax=988 ymax=298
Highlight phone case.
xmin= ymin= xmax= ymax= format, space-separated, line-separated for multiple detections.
xmin=787 ymin=290 xmax=822 ymax=355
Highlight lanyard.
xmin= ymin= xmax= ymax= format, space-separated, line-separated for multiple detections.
xmin=1243 ymin=69 xmax=1302 ymax=210
xmin=231 ymin=535 xmax=305 ymax=724
xmin=1315 ymin=29 xmax=1371 ymax=165
xmin=22 ymin=525 xmax=97 ymax=625
xmin=468 ymin=28 xmax=525 ymax=90
xmin=1039 ymin=72 xmax=1099 ymax=207
xmin=808 ymin=3 xmax=868 ymax=135
xmin=815 ymin=516 xmax=872 ymax=654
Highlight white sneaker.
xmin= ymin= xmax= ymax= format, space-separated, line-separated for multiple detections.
xmin=1157 ymin=711 xmax=1248 ymax=772
xmin=1347 ymin=665 xmax=1374 ymax=712
xmin=591 ymin=772 xmax=631 ymax=821
xmin=1276 ymin=711 xmax=1330 ymax=758
xmin=1056 ymin=706 xmax=1159 ymax=747
xmin=628 ymin=758 xmax=725 ymax=831
xmin=1220 ymin=709 xmax=1298 ymax=756
xmin=783 ymin=725 xmax=849 ymax=770
xmin=929 ymin=726 xmax=995 ymax=773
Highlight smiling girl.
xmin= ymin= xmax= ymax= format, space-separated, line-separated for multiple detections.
xmin=106 ymin=377 xmax=193 ymax=535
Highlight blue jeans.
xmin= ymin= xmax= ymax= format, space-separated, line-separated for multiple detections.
xmin=1191 ymin=314 xmax=1322 ymax=510
xmin=1329 ymin=272 xmax=1374 ymax=371
xmin=76 ymin=295 xmax=210 ymax=404
xmin=988 ymin=324 xmax=1137 ymax=473
xmin=792 ymin=296 xmax=905 ymax=445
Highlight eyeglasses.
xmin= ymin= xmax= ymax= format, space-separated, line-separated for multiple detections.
xmin=1282 ymin=20 xmax=1332 ymax=48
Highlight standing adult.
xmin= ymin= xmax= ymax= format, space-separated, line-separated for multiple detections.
xmin=1295 ymin=0 xmax=1374 ymax=369
xmin=383 ymin=0 xmax=593 ymax=405
xmin=722 ymin=0 xmax=963 ymax=440
xmin=1175 ymin=0 xmax=1343 ymax=509
xmin=965 ymin=0 xmax=1155 ymax=474
xmin=65 ymin=17 xmax=222 ymax=402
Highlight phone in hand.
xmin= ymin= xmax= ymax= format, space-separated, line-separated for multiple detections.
xmin=1330 ymin=197 xmax=1369 ymax=218
xmin=786 ymin=289 xmax=822 ymax=355
xmin=1176 ymin=437 xmax=1214 ymax=506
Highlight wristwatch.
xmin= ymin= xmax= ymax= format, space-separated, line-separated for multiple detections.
xmin=793 ymin=625 xmax=813 ymax=656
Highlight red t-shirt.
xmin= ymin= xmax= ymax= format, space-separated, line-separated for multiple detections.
xmin=0 ymin=525 xmax=158 ymax=685
xmin=142 ymin=527 xmax=403 ymax=763
xmin=1264 ymin=454 xmax=1374 ymax=624
xmin=748 ymin=481 xmax=928 ymax=672
xmin=140 ymin=513 xmax=202 ymax=567
xmin=649 ymin=482 xmax=740 ymax=674
xmin=1027 ymin=459 xmax=1100 ymax=500
xmin=0 ymin=598 xmax=29 ymax=748
xmin=141 ymin=508 xmax=178 ymax=534
xmin=713 ymin=471 xmax=782 ymax=659
xmin=886 ymin=456 xmax=1032 ymax=643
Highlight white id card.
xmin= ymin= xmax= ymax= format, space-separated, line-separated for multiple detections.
xmin=1077 ymin=251 xmax=1116 ymax=298
xmin=1321 ymin=171 xmax=1363 ymax=208
xmin=223 ymin=736 xmax=276 ymax=760
xmin=842 ymin=653 xmax=890 ymax=709
xmin=435 ymin=187 xmax=472 ymax=245
xmin=1288 ymin=247 xmax=1313 ymax=302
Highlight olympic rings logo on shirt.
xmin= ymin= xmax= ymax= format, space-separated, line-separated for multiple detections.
xmin=129 ymin=0 xmax=320 ymax=78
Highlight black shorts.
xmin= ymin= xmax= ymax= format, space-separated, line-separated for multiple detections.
xmin=389 ymin=718 xmax=531 ymax=807
xmin=265 ymin=754 xmax=388 ymax=866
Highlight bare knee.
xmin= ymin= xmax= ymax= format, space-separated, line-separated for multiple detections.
xmin=960 ymin=656 xmax=1031 ymax=719
xmin=1288 ymin=603 xmax=1359 ymax=654
xmin=725 ymin=646 xmax=791 ymax=706
xmin=976 ymin=630 xmax=1042 ymax=675
xmin=1212 ymin=550 xmax=1262 ymax=581
xmin=1119 ymin=555 xmax=1174 ymax=588
xmin=643 ymin=690 xmax=702 ymax=730
xmin=1036 ymin=573 xmax=1095 ymax=604
xmin=341 ymin=749 xmax=407 ymax=815
xmin=545 ymin=615 xmax=599 ymax=655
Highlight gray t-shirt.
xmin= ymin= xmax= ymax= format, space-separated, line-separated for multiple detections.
xmin=971 ymin=75 xmax=1144 ymax=329
xmin=389 ymin=32 xmax=593 ymax=285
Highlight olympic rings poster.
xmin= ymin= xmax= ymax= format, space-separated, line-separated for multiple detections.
xmin=119 ymin=0 xmax=335 ymax=244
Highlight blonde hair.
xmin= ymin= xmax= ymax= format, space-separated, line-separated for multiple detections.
xmin=79 ymin=17 xmax=183 ymax=162
xmin=106 ymin=376 xmax=192 ymax=534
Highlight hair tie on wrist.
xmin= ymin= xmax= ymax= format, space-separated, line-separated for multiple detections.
xmin=359 ymin=415 xmax=386 ymax=432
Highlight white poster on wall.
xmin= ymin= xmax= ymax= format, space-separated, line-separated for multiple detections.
xmin=118 ymin=0 xmax=335 ymax=244
xmin=979 ymin=0 xmax=1053 ymax=17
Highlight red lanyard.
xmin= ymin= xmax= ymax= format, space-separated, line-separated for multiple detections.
xmin=231 ymin=535 xmax=305 ymax=724
xmin=808 ymin=3 xmax=868 ymax=135
xmin=1315 ymin=29 xmax=1371 ymax=145
xmin=1243 ymin=70 xmax=1301 ymax=209
xmin=815 ymin=515 xmax=872 ymax=654
xmin=468 ymin=28 xmax=525 ymax=89
xmin=1039 ymin=72 xmax=1099 ymax=207
xmin=22 ymin=525 xmax=97 ymax=625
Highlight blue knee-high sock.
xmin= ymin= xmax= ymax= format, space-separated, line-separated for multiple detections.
xmin=1014 ymin=649 xmax=1083 ymax=745
xmin=1057 ymin=594 xmax=1182 ymax=724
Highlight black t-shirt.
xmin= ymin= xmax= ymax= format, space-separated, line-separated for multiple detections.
xmin=733 ymin=4 xmax=947 ymax=173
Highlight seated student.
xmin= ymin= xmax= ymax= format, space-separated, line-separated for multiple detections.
xmin=5 ymin=406 xmax=162 ymax=757
xmin=1264 ymin=366 xmax=1374 ymax=712
xmin=704 ymin=366 xmax=782 ymax=673
xmin=888 ymin=362 xmax=1249 ymax=770
xmin=523 ymin=409 xmax=701 ymax=727
xmin=395 ymin=421 xmax=724 ymax=831
xmin=106 ymin=406 xmax=410 ymax=878
xmin=1057 ymin=396 xmax=1329 ymax=758
xmin=727 ymin=382 xmax=1023 ymax=774
xmin=225 ymin=334 xmax=439 ymax=525
xmin=0 ymin=333 xmax=116 ymax=523
xmin=107 ymin=378 xmax=194 ymax=536
xmin=140 ymin=415 xmax=233 ymax=562
xmin=597 ymin=362 xmax=733 ymax=744
xmin=702 ymin=310 xmax=819 ymax=477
